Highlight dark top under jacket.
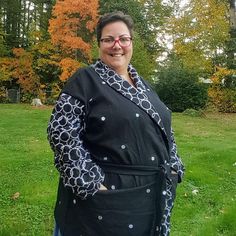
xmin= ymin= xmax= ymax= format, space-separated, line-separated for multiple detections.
xmin=47 ymin=60 xmax=185 ymax=236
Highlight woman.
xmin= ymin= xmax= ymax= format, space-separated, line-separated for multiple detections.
xmin=48 ymin=11 xmax=184 ymax=236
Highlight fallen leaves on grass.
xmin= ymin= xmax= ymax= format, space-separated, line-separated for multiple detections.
xmin=11 ymin=192 xmax=20 ymax=200
xmin=192 ymin=189 xmax=199 ymax=195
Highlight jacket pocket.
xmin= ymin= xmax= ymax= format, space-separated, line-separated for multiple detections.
xmin=76 ymin=181 xmax=163 ymax=236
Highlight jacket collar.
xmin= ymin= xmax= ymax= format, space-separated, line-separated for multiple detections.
xmin=92 ymin=60 xmax=168 ymax=138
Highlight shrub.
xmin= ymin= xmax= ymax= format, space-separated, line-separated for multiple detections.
xmin=0 ymin=86 xmax=7 ymax=103
xmin=155 ymin=70 xmax=208 ymax=112
xmin=208 ymin=67 xmax=236 ymax=113
xmin=182 ymin=108 xmax=206 ymax=117
xmin=208 ymin=86 xmax=236 ymax=113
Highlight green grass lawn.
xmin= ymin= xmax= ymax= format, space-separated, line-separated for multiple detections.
xmin=0 ymin=104 xmax=236 ymax=236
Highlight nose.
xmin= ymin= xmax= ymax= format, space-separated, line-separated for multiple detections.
xmin=112 ymin=39 xmax=122 ymax=48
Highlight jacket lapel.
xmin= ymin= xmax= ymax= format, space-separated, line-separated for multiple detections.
xmin=92 ymin=60 xmax=168 ymax=140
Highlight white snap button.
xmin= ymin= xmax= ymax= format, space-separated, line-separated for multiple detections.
xmin=111 ymin=185 xmax=116 ymax=190
xmin=162 ymin=191 xmax=167 ymax=196
xmin=98 ymin=215 xmax=103 ymax=220
xmin=101 ymin=116 xmax=106 ymax=121
xmin=128 ymin=224 xmax=133 ymax=229
xmin=135 ymin=113 xmax=140 ymax=117
xmin=103 ymin=157 xmax=108 ymax=161
xmin=151 ymin=156 xmax=155 ymax=161
xmin=146 ymin=189 xmax=151 ymax=193
xmin=73 ymin=199 xmax=76 ymax=204
xmin=121 ymin=145 xmax=126 ymax=149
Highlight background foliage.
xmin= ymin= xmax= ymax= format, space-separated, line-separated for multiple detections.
xmin=156 ymin=56 xmax=208 ymax=112
xmin=0 ymin=0 xmax=235 ymax=111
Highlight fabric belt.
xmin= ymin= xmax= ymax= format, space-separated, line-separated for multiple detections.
xmin=97 ymin=161 xmax=166 ymax=176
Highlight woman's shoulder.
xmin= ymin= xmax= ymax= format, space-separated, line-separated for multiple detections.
xmin=61 ymin=65 xmax=98 ymax=101
xmin=64 ymin=65 xmax=96 ymax=86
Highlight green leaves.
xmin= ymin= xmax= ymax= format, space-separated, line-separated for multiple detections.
xmin=165 ymin=0 xmax=230 ymax=74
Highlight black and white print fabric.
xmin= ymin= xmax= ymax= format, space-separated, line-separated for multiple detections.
xmin=170 ymin=129 xmax=185 ymax=181
xmin=47 ymin=93 xmax=105 ymax=199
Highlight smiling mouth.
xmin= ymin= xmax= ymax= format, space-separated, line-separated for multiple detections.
xmin=110 ymin=53 xmax=124 ymax=57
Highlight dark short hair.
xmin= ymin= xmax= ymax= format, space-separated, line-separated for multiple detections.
xmin=96 ymin=11 xmax=134 ymax=45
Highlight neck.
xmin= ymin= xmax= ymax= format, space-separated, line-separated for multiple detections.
xmin=120 ymin=73 xmax=130 ymax=80
xmin=120 ymin=73 xmax=136 ymax=87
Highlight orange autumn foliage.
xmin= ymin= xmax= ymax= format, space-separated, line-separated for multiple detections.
xmin=59 ymin=58 xmax=81 ymax=81
xmin=49 ymin=0 xmax=99 ymax=61
xmin=0 ymin=57 xmax=14 ymax=81
xmin=12 ymin=48 xmax=40 ymax=94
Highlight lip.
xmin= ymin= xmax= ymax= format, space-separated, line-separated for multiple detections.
xmin=109 ymin=53 xmax=124 ymax=57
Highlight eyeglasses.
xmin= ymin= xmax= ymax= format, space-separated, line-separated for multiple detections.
xmin=100 ymin=36 xmax=132 ymax=48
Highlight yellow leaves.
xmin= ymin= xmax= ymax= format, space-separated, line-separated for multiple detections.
xmin=208 ymin=66 xmax=236 ymax=112
xmin=168 ymin=0 xmax=230 ymax=74
xmin=174 ymin=39 xmax=213 ymax=73
xmin=0 ymin=57 xmax=14 ymax=81
xmin=211 ymin=66 xmax=236 ymax=83
xmin=11 ymin=192 xmax=20 ymax=200
xmin=211 ymin=76 xmax=220 ymax=84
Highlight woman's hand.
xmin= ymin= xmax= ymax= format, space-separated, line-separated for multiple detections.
xmin=99 ymin=184 xmax=108 ymax=191
xmin=171 ymin=170 xmax=178 ymax=200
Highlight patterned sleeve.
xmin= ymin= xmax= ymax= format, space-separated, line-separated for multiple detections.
xmin=169 ymin=128 xmax=185 ymax=182
xmin=47 ymin=93 xmax=105 ymax=199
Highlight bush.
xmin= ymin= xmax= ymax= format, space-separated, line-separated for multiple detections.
xmin=208 ymin=86 xmax=236 ymax=113
xmin=0 ymin=86 xmax=7 ymax=103
xmin=182 ymin=108 xmax=206 ymax=117
xmin=155 ymin=70 xmax=208 ymax=112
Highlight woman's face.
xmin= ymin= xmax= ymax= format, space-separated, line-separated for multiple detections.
xmin=99 ymin=21 xmax=133 ymax=75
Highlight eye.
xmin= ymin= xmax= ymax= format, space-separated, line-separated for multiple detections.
xmin=119 ymin=37 xmax=130 ymax=42
xmin=102 ymin=38 xmax=113 ymax=43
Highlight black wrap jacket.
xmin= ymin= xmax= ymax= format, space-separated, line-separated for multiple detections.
xmin=47 ymin=60 xmax=184 ymax=236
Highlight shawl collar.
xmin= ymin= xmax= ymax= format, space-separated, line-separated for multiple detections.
xmin=92 ymin=60 xmax=168 ymax=139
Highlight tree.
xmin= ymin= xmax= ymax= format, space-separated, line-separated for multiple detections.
xmin=0 ymin=0 xmax=55 ymax=49
xmin=3 ymin=0 xmax=22 ymax=48
xmin=0 ymin=24 xmax=8 ymax=57
xmin=49 ymin=0 xmax=99 ymax=62
xmin=0 ymin=57 xmax=14 ymax=82
xmin=208 ymin=66 xmax=236 ymax=112
xmin=131 ymin=33 xmax=156 ymax=82
xmin=138 ymin=0 xmax=173 ymax=57
xmin=163 ymin=0 xmax=230 ymax=76
xmin=11 ymin=48 xmax=40 ymax=96
xmin=228 ymin=0 xmax=236 ymax=70
xmin=31 ymin=39 xmax=60 ymax=81
xmin=155 ymin=54 xmax=208 ymax=112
